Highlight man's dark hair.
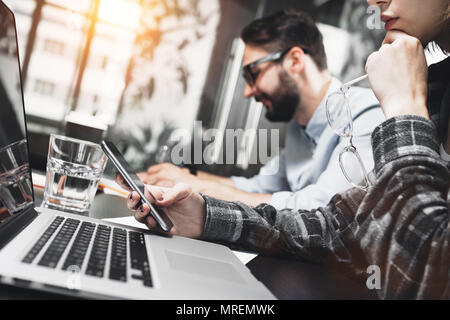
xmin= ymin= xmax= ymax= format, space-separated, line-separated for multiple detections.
xmin=241 ymin=10 xmax=327 ymax=70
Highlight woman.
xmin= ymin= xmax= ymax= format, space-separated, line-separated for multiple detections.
xmin=118 ymin=0 xmax=450 ymax=299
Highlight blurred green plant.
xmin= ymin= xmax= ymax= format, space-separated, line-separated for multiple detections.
xmin=118 ymin=0 xmax=215 ymax=114
xmin=107 ymin=120 xmax=179 ymax=171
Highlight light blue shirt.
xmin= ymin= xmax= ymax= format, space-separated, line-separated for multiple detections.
xmin=231 ymin=77 xmax=385 ymax=210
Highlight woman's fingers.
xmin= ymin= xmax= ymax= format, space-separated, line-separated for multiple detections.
xmin=144 ymin=186 xmax=164 ymax=203
xmin=133 ymin=204 xmax=158 ymax=230
xmin=365 ymin=51 xmax=377 ymax=73
xmin=171 ymin=183 xmax=193 ymax=201
xmin=153 ymin=183 xmax=192 ymax=206
xmin=145 ymin=215 xmax=157 ymax=229
xmin=127 ymin=191 xmax=141 ymax=210
xmin=115 ymin=173 xmax=132 ymax=191
xmin=126 ymin=184 xmax=187 ymax=230
xmin=382 ymin=30 xmax=417 ymax=45
xmin=134 ymin=203 xmax=150 ymax=223
xmin=132 ymin=187 xmax=164 ymax=229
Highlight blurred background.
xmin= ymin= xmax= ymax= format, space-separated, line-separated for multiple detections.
xmin=0 ymin=0 xmax=407 ymax=179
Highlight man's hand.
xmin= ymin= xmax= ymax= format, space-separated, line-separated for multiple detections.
xmin=115 ymin=173 xmax=206 ymax=238
xmin=139 ymin=163 xmax=199 ymax=188
xmin=366 ymin=31 xmax=429 ymax=120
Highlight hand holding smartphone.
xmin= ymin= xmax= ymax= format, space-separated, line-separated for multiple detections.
xmin=100 ymin=140 xmax=174 ymax=232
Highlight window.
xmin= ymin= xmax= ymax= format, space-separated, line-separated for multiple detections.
xmin=33 ymin=79 xmax=55 ymax=96
xmin=88 ymin=55 xmax=109 ymax=70
xmin=6 ymin=0 xmax=220 ymax=173
xmin=23 ymin=3 xmax=89 ymax=120
xmin=43 ymin=38 xmax=64 ymax=55
xmin=100 ymin=56 xmax=108 ymax=69
xmin=2 ymin=0 xmax=35 ymax=64
xmin=16 ymin=0 xmax=141 ymax=125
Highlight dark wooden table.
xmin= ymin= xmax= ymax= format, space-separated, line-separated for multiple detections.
xmin=0 ymin=245 xmax=377 ymax=300
xmin=1 ymin=186 xmax=378 ymax=300
xmin=0 ymin=252 xmax=378 ymax=300
xmin=247 ymin=255 xmax=378 ymax=300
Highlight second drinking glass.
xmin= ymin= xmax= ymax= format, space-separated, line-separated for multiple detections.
xmin=43 ymin=134 xmax=108 ymax=216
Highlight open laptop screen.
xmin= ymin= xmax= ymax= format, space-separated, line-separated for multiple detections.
xmin=0 ymin=1 xmax=33 ymax=223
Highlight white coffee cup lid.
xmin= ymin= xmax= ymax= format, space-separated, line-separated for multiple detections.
xmin=65 ymin=112 xmax=108 ymax=131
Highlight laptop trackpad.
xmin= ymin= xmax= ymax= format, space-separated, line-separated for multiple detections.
xmin=165 ymin=250 xmax=247 ymax=284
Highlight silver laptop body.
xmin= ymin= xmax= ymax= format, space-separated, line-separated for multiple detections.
xmin=0 ymin=1 xmax=274 ymax=300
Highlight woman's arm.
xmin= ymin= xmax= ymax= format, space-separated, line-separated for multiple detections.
xmin=356 ymin=115 xmax=449 ymax=299
xmin=201 ymin=187 xmax=364 ymax=264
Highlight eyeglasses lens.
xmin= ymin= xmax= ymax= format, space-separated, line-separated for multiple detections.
xmin=243 ymin=70 xmax=253 ymax=86
xmin=326 ymin=91 xmax=352 ymax=137
xmin=339 ymin=148 xmax=369 ymax=189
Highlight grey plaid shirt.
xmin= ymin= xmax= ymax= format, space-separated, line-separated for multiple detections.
xmin=201 ymin=57 xmax=450 ymax=300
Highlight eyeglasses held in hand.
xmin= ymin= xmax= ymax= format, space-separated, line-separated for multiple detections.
xmin=325 ymin=74 xmax=372 ymax=191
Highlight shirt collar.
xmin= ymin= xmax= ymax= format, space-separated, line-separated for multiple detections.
xmin=304 ymin=77 xmax=342 ymax=143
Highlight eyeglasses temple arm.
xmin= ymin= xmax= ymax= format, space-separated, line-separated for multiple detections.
xmin=343 ymin=74 xmax=369 ymax=88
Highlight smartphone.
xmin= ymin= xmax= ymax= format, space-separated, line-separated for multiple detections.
xmin=100 ymin=140 xmax=173 ymax=233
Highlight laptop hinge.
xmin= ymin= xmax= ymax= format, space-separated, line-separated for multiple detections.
xmin=0 ymin=207 xmax=38 ymax=250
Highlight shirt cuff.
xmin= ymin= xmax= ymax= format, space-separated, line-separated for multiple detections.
xmin=230 ymin=176 xmax=246 ymax=190
xmin=371 ymin=115 xmax=441 ymax=174
xmin=201 ymin=195 xmax=245 ymax=243
xmin=269 ymin=191 xmax=291 ymax=210
xmin=230 ymin=175 xmax=260 ymax=193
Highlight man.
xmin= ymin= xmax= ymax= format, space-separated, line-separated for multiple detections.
xmin=141 ymin=10 xmax=384 ymax=210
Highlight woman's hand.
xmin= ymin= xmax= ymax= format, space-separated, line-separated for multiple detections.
xmin=366 ymin=31 xmax=429 ymax=120
xmin=115 ymin=173 xmax=206 ymax=238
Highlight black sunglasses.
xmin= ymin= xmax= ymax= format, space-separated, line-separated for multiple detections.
xmin=242 ymin=47 xmax=308 ymax=86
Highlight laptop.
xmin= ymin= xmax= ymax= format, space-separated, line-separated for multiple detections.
xmin=0 ymin=1 xmax=274 ymax=300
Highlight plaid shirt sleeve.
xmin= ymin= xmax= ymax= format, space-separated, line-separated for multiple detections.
xmin=201 ymin=187 xmax=363 ymax=264
xmin=354 ymin=115 xmax=450 ymax=299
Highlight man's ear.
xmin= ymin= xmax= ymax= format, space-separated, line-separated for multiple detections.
xmin=284 ymin=47 xmax=306 ymax=77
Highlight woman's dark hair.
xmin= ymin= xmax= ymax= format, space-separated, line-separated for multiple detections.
xmin=241 ymin=10 xmax=327 ymax=70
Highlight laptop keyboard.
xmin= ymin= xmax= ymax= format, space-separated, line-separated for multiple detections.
xmin=22 ymin=216 xmax=153 ymax=288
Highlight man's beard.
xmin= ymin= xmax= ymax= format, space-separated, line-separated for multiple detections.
xmin=262 ymin=70 xmax=300 ymax=122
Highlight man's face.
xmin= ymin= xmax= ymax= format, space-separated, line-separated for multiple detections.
xmin=242 ymin=45 xmax=300 ymax=122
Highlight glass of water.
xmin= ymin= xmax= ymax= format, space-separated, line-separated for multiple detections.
xmin=0 ymin=139 xmax=34 ymax=214
xmin=43 ymin=134 xmax=108 ymax=216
